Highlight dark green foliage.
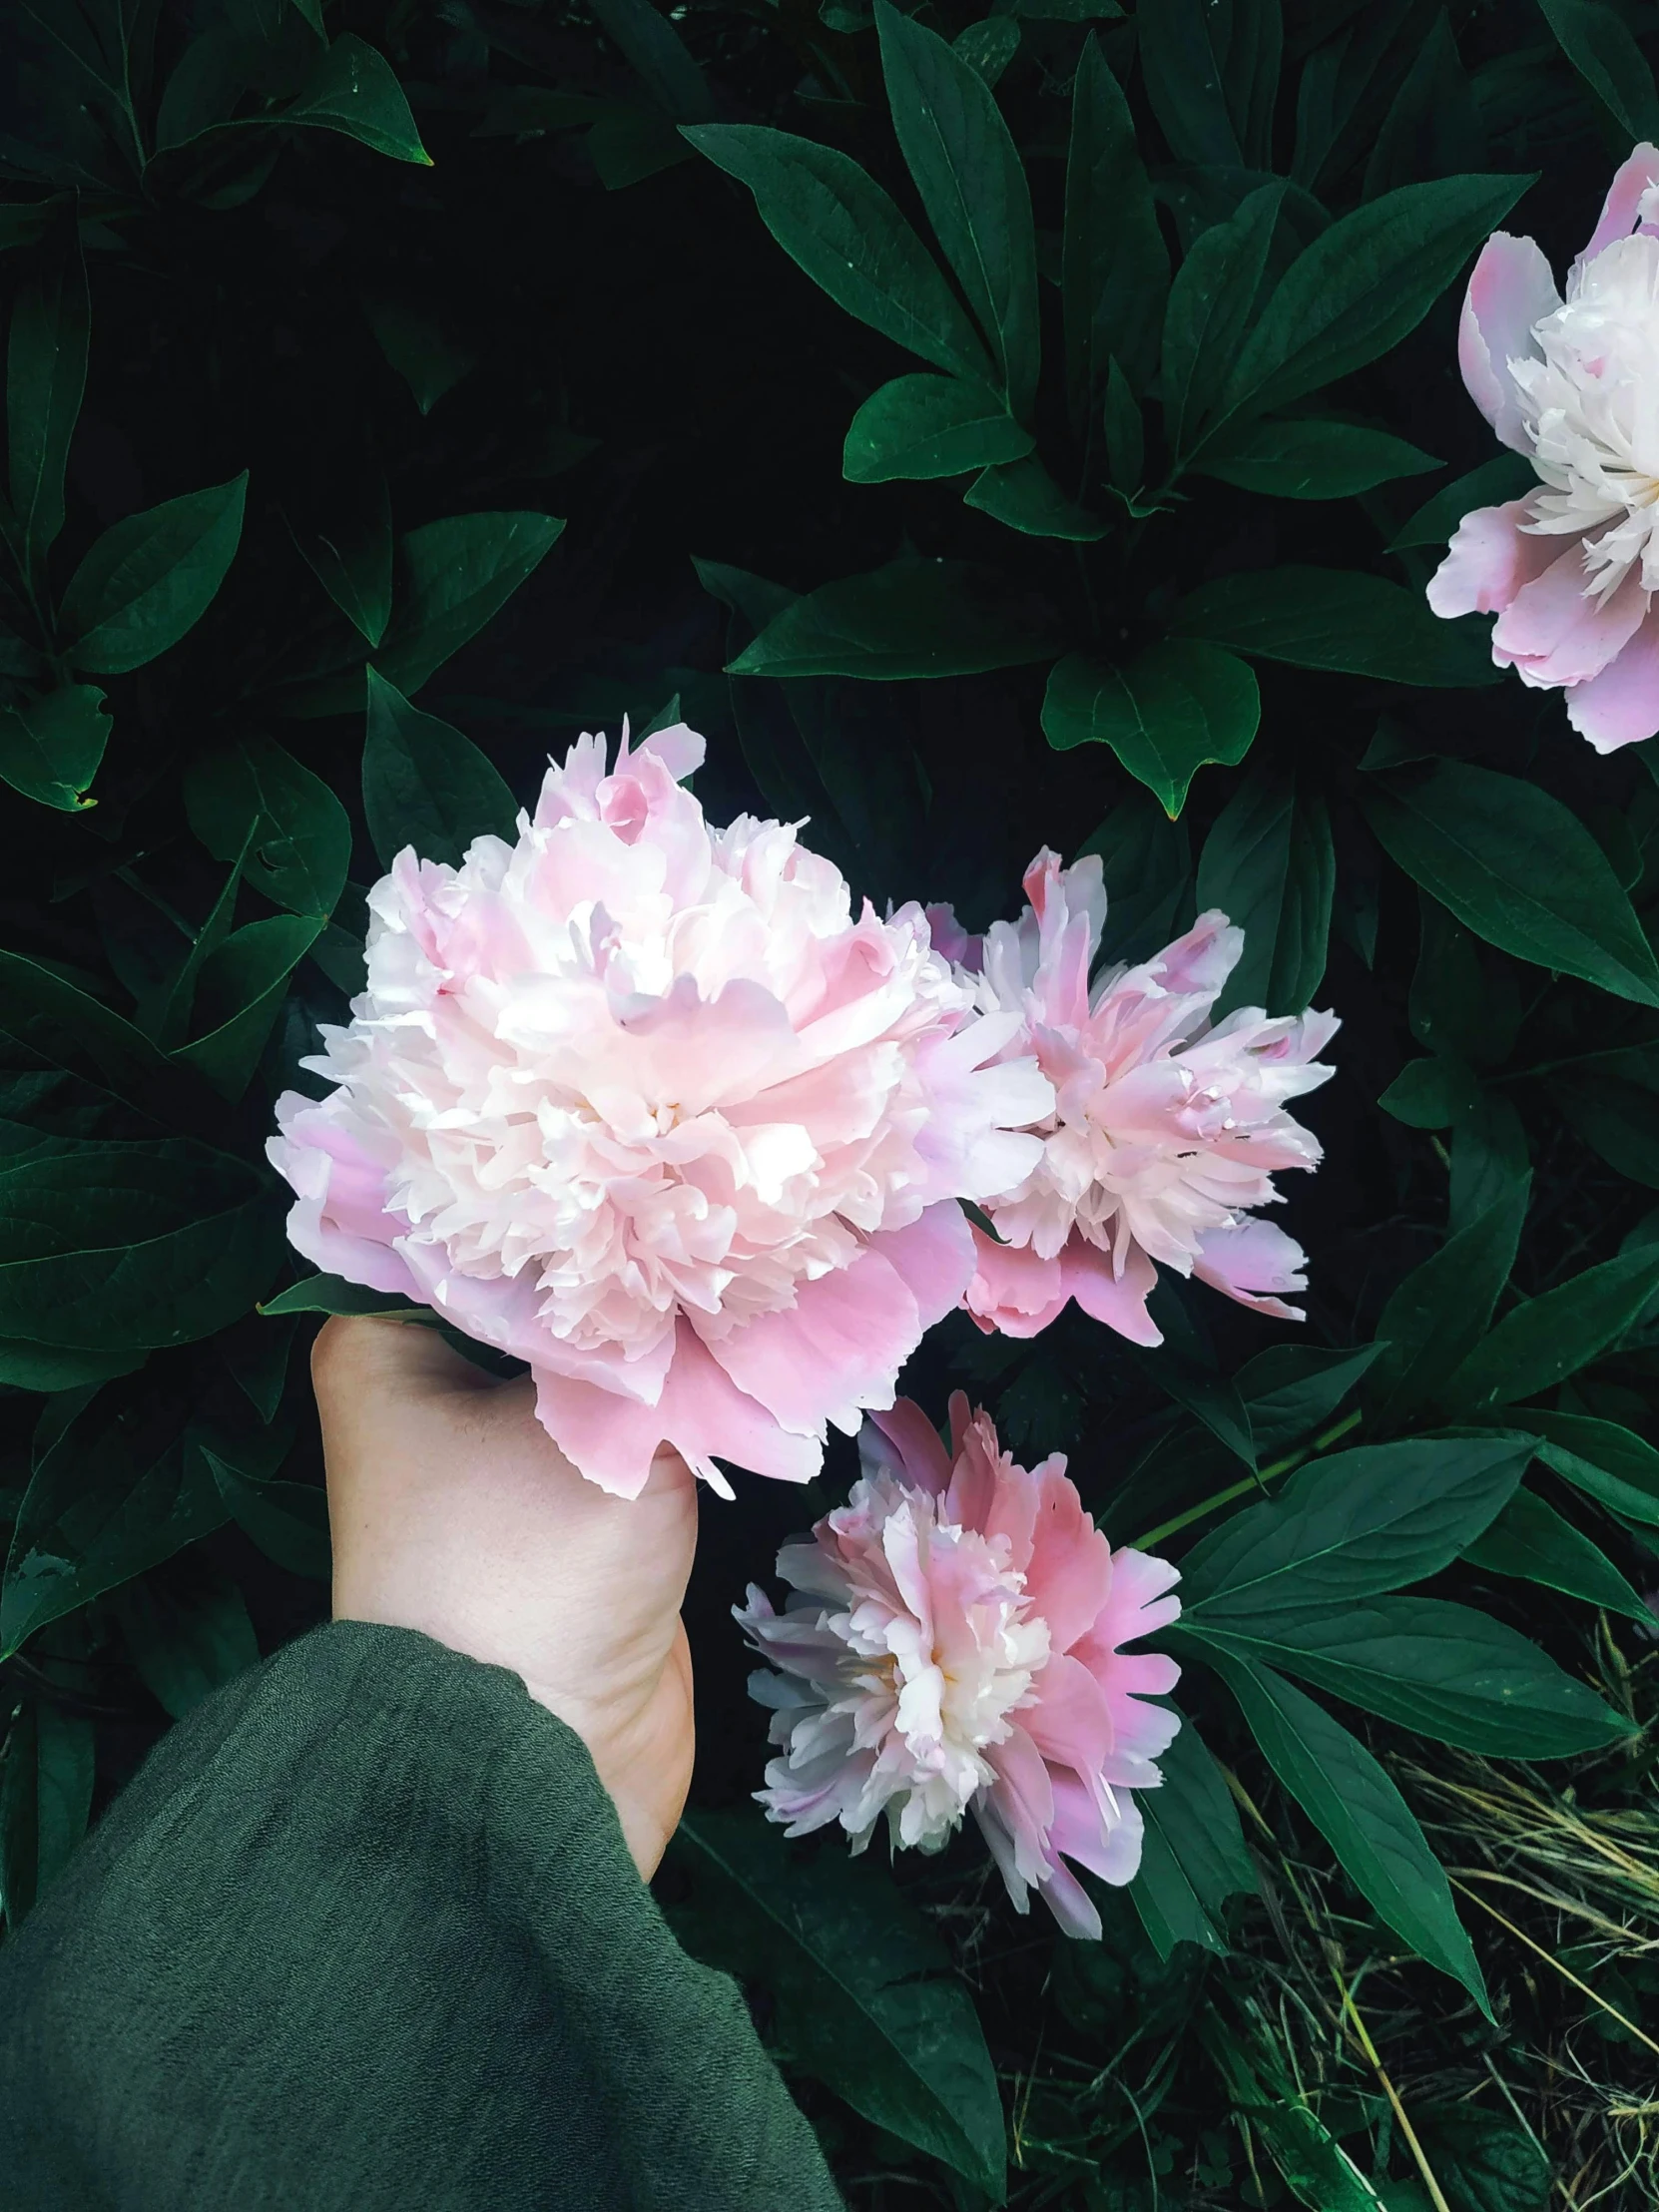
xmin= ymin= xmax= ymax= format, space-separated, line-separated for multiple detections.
xmin=4 ymin=4 xmax=1659 ymax=2204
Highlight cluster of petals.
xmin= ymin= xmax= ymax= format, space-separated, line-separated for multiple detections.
xmin=269 ymin=722 xmax=1051 ymax=1497
xmin=1430 ymin=144 xmax=1659 ymax=750
xmin=735 ymin=1394 xmax=1182 ymax=1936
xmin=937 ymin=851 xmax=1338 ymax=1349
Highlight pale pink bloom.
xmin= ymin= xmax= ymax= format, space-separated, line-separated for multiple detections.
xmin=736 ymin=1394 xmax=1182 ymax=1936
xmin=270 ymin=723 xmax=1051 ymax=1497
xmin=943 ymin=851 xmax=1336 ymax=1348
xmin=1430 ymin=145 xmax=1659 ymax=750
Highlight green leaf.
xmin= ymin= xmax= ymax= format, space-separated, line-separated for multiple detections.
xmin=205 ymin=1446 xmax=331 ymax=1580
xmin=0 ymin=1139 xmax=282 ymax=1354
xmin=1170 ymin=567 xmax=1500 ymax=686
xmin=174 ymin=914 xmax=325 ymax=1098
xmin=586 ymin=0 xmax=715 ymax=123
xmin=284 ymin=511 xmax=565 ymax=715
xmin=1197 ymin=415 xmax=1440 ymax=500
xmin=963 ymin=454 xmax=1107 ymax=540
xmin=681 ymin=125 xmax=993 ymax=384
xmin=1417 ymin=2116 xmax=1551 ymax=2212
xmin=283 ymin=34 xmax=431 ymax=165
xmin=665 ymin=1810 xmax=1005 ymax=2198
xmin=1520 ymin=1410 xmax=1659 ymax=1529
xmin=841 ymin=373 xmax=1032 ymax=484
xmin=1445 ymin=1246 xmax=1659 ymax=1411
xmin=288 ymin=0 xmax=325 ymax=30
xmin=363 ymin=668 xmax=518 ymax=871
xmin=1042 ymin=642 xmax=1260 ymax=816
xmin=0 ymin=945 xmax=188 ymax=1121
xmin=60 ymin=473 xmax=248 ymax=675
xmin=1076 ymin=786 xmax=1190 ymax=965
xmin=287 ymin=469 xmax=394 ymax=646
xmin=1200 ymin=1648 xmax=1487 ymax=2007
xmin=953 ymin=17 xmax=1020 ymax=88
xmin=1162 ymin=183 xmax=1285 ymax=463
xmin=0 ymin=1340 xmax=145 ymax=1391
xmin=1364 ymin=761 xmax=1659 ymax=1007
xmin=1063 ymin=35 xmax=1168 ymax=402
xmin=728 ymin=559 xmax=1058 ymax=681
xmin=1537 ymin=0 xmax=1659 ymax=142
xmin=1236 ymin=1342 xmax=1384 ymax=1459
xmin=1179 ymin=1434 xmax=1530 ymax=1616
xmin=1190 ymin=1596 xmax=1632 ymax=1756
xmin=1139 ymin=0 xmax=1281 ymax=170
xmin=1466 ymin=1486 xmax=1656 ymax=1626
xmin=876 ymin=0 xmax=1040 ymax=419
xmin=363 ymin=297 xmax=477 ymax=416
xmin=1367 ymin=1181 xmax=1530 ymax=1428
xmin=260 ymin=1274 xmax=421 ymax=1320
xmin=6 ymin=198 xmax=87 ymax=572
xmin=1130 ymin=1721 xmax=1259 ymax=1957
xmin=116 ymin=1569 xmax=261 ymax=1719
xmin=1195 ymin=764 xmax=1333 ymax=1017
xmin=0 ymin=684 xmax=110 ymax=811
xmin=1387 ymin=453 xmax=1536 ymax=552
xmin=185 ymin=733 xmax=350 ymax=917
xmin=36 ymin=1703 xmax=95 ymax=1900
xmin=1217 ymin=173 xmax=1533 ymax=433
xmin=2 ymin=1403 xmax=228 ymax=1657
xmin=1379 ymin=1054 xmax=1480 ymax=1130
xmin=1549 ymin=1049 xmax=1659 ymax=1189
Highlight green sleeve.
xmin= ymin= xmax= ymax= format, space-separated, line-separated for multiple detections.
xmin=0 ymin=1619 xmax=843 ymax=2212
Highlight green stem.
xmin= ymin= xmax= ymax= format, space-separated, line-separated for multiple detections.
xmin=1128 ymin=1406 xmax=1363 ymax=1551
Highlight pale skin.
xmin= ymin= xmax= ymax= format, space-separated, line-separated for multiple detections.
xmin=311 ymin=1315 xmax=698 ymax=1882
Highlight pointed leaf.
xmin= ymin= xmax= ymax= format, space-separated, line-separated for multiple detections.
xmin=205 ymin=1447 xmax=331 ymax=1580
xmin=1063 ymin=35 xmax=1167 ymax=401
xmin=283 ymin=35 xmax=431 ymax=165
xmin=174 ymin=914 xmax=325 ymax=1098
xmin=1365 ymin=762 xmax=1659 ymax=1007
xmin=964 ymin=453 xmax=1107 ymax=539
xmin=1522 ymin=1411 xmax=1659 ymax=1528
xmin=1465 ymin=1486 xmax=1656 ymax=1626
xmin=363 ymin=668 xmax=518 ymax=869
xmin=729 ymin=559 xmax=1058 ymax=680
xmin=0 ymin=684 xmax=110 ymax=811
xmin=1198 ymin=1647 xmax=1487 ymax=2006
xmin=1042 ymin=642 xmax=1259 ymax=815
xmin=1446 ymin=1246 xmax=1659 ymax=1411
xmin=116 ymin=1570 xmax=261 ymax=1718
xmin=682 ymin=125 xmax=993 ymax=384
xmin=1367 ymin=1181 xmax=1530 ymax=1428
xmin=1196 ymin=764 xmax=1334 ymax=1017
xmin=1131 ymin=1720 xmax=1259 ymax=1957
xmin=61 ymin=473 xmax=248 ymax=675
xmin=1171 ymin=566 xmax=1500 ymax=685
xmin=876 ymin=0 xmax=1040 ymax=418
xmin=7 ymin=199 xmax=87 ymax=569
xmin=666 ymin=1810 xmax=1006 ymax=2198
xmin=1196 ymin=416 xmax=1440 ymax=500
xmin=185 ymin=733 xmax=350 ymax=917
xmin=842 ymin=373 xmax=1032 ymax=485
xmin=1537 ymin=0 xmax=1659 ymax=142
xmin=1162 ymin=183 xmax=1285 ymax=462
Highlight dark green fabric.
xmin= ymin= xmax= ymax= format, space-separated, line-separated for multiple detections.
xmin=0 ymin=1620 xmax=844 ymax=2211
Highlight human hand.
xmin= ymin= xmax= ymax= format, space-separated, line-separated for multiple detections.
xmin=310 ymin=1316 xmax=698 ymax=1880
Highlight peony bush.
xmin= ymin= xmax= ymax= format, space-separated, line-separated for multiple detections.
xmin=6 ymin=4 xmax=1659 ymax=2204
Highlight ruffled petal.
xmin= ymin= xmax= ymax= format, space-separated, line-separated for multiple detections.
xmin=1457 ymin=233 xmax=1558 ymax=451
xmin=1492 ymin=547 xmax=1649 ymax=688
xmin=1425 ymin=497 xmax=1555 ymax=619
xmin=1566 ymin=607 xmax=1659 ymax=752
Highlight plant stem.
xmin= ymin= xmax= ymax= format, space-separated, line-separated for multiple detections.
xmin=1328 ymin=1962 xmax=1452 ymax=2212
xmin=1128 ymin=1407 xmax=1363 ymax=1551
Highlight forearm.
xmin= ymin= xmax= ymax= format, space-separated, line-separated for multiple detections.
xmin=0 ymin=1621 xmax=841 ymax=2212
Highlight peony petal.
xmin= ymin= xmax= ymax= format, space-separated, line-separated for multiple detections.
xmin=1457 ymin=233 xmax=1558 ymax=451
xmin=963 ymin=1229 xmax=1068 ymax=1338
xmin=699 ymin=1239 xmax=922 ymax=1437
xmin=534 ymin=1318 xmax=821 ymax=1497
xmin=1022 ymin=1466 xmax=1115 ymax=1656
xmin=1425 ymin=497 xmax=1555 ymax=619
xmin=862 ymin=1395 xmax=952 ymax=1495
xmin=1023 ymin=1651 xmax=1116 ymax=1784
xmin=1492 ymin=548 xmax=1649 ymax=687
xmin=634 ymin=721 xmax=706 ymax=782
xmin=1062 ymin=1236 xmax=1163 ymax=1347
xmin=871 ymin=1203 xmax=977 ymax=1333
xmin=1566 ymin=608 xmax=1659 ymax=752
xmin=1191 ymin=1218 xmax=1309 ymax=1322
xmin=1576 ymin=142 xmax=1659 ymax=270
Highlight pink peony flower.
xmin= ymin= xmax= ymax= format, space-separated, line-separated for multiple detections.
xmin=944 ymin=850 xmax=1337 ymax=1348
xmin=269 ymin=723 xmax=1051 ymax=1497
xmin=1429 ymin=145 xmax=1659 ymax=750
xmin=735 ymin=1393 xmax=1182 ymax=1936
